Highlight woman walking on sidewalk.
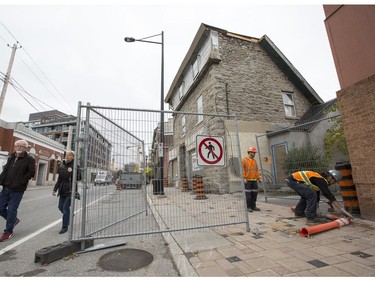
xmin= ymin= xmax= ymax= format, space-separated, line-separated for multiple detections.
xmin=52 ymin=151 xmax=81 ymax=234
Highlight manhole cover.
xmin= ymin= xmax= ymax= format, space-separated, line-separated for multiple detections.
xmin=98 ymin=248 xmax=154 ymax=272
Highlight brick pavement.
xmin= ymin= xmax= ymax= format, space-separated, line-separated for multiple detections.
xmin=157 ymin=199 xmax=375 ymax=277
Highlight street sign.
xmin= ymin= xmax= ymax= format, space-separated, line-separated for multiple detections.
xmin=196 ymin=135 xmax=225 ymax=166
xmin=158 ymin=143 xmax=163 ymax=157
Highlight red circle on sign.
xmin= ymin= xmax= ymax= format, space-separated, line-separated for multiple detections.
xmin=198 ymin=137 xmax=223 ymax=164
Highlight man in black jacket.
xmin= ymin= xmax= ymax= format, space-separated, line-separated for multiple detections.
xmin=0 ymin=139 xmax=35 ymax=242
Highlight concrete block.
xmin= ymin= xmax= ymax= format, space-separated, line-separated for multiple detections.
xmin=34 ymin=240 xmax=94 ymax=265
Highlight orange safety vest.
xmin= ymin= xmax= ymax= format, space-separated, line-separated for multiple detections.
xmin=291 ymin=171 xmax=328 ymax=191
xmin=242 ymin=157 xmax=261 ymax=181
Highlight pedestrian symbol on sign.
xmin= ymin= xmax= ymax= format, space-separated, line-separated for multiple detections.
xmin=196 ymin=135 xmax=225 ymax=167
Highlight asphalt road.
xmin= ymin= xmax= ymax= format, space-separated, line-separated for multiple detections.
xmin=0 ymin=186 xmax=180 ymax=277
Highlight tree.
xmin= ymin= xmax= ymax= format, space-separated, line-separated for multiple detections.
xmin=324 ymin=104 xmax=349 ymax=161
xmin=283 ymin=145 xmax=328 ymax=175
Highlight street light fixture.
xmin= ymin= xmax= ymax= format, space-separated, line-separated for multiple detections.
xmin=124 ymin=32 xmax=165 ymax=196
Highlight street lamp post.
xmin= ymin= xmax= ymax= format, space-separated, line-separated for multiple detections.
xmin=124 ymin=32 xmax=165 ymax=196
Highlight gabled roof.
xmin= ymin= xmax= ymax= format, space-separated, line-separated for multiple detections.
xmin=265 ymin=98 xmax=337 ymax=137
xmin=165 ymin=23 xmax=323 ymax=105
xmin=296 ymin=98 xmax=336 ymax=125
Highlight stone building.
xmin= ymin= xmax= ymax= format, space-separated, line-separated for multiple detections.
xmin=165 ymin=23 xmax=327 ymax=193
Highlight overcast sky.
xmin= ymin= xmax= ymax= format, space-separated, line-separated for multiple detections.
xmin=0 ymin=1 xmax=342 ymax=122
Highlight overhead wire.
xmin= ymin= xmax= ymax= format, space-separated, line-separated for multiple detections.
xmin=0 ymin=19 xmax=75 ymax=116
xmin=0 ymin=70 xmax=51 ymax=112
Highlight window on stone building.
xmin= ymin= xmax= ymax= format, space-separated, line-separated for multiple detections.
xmin=197 ymin=95 xmax=203 ymax=123
xmin=178 ymin=82 xmax=185 ymax=100
xmin=282 ymin=92 xmax=296 ymax=117
xmin=192 ymin=55 xmax=200 ymax=79
xmin=181 ymin=115 xmax=186 ymax=135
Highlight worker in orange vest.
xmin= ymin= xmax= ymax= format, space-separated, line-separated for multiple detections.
xmin=242 ymin=146 xmax=261 ymax=212
xmin=286 ymin=170 xmax=345 ymax=225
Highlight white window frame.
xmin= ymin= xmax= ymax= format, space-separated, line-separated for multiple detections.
xmin=178 ymin=82 xmax=185 ymax=101
xmin=192 ymin=55 xmax=200 ymax=79
xmin=282 ymin=92 xmax=296 ymax=117
xmin=181 ymin=115 xmax=186 ymax=135
xmin=197 ymin=95 xmax=203 ymax=123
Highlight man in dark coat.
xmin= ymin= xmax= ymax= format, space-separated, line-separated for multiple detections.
xmin=0 ymin=139 xmax=35 ymax=242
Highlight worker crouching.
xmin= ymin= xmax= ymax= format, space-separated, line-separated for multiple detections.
xmin=286 ymin=170 xmax=344 ymax=225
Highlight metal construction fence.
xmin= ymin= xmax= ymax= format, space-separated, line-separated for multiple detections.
xmin=255 ymin=113 xmax=347 ymax=205
xmin=68 ymin=103 xmax=249 ymax=243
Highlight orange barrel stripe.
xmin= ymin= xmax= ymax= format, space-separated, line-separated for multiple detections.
xmin=182 ymin=177 xmax=189 ymax=192
xmin=194 ymin=176 xmax=207 ymax=200
xmin=335 ymin=162 xmax=360 ymax=215
xmin=191 ymin=176 xmax=197 ymax=194
xmin=163 ymin=178 xmax=168 ymax=187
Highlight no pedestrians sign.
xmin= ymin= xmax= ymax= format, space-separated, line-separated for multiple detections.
xmin=196 ymin=135 xmax=225 ymax=166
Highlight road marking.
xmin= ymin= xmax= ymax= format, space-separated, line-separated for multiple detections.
xmin=0 ymin=194 xmax=110 ymax=256
xmin=0 ymin=219 xmax=61 ymax=256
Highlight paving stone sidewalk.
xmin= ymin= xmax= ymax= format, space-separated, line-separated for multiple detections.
xmin=163 ymin=200 xmax=375 ymax=277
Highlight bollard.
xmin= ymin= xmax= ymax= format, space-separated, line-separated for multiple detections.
xmin=182 ymin=177 xmax=189 ymax=192
xmin=194 ymin=176 xmax=207 ymax=200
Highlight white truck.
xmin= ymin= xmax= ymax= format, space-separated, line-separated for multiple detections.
xmin=94 ymin=171 xmax=111 ymax=186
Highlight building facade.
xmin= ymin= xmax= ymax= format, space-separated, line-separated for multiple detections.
xmin=0 ymin=119 xmax=65 ymax=186
xmin=165 ymin=23 xmax=326 ymax=193
xmin=324 ymin=5 xmax=375 ymax=220
xmin=24 ymin=110 xmax=113 ymax=183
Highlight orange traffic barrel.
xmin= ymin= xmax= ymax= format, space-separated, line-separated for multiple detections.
xmin=182 ymin=177 xmax=189 ymax=192
xmin=163 ymin=178 xmax=168 ymax=188
xmin=191 ymin=176 xmax=197 ymax=194
xmin=194 ymin=176 xmax=207 ymax=200
xmin=335 ymin=162 xmax=360 ymax=215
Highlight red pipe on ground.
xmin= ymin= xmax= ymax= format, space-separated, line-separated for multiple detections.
xmin=300 ymin=217 xmax=351 ymax=237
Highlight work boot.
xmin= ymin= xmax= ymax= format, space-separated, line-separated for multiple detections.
xmin=59 ymin=227 xmax=68 ymax=234
xmin=252 ymin=207 xmax=260 ymax=211
xmin=306 ymin=217 xmax=328 ymax=226
xmin=295 ymin=214 xmax=305 ymax=218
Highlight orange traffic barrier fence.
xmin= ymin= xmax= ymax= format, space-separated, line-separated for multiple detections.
xmin=300 ymin=217 xmax=351 ymax=237
xmin=194 ymin=176 xmax=207 ymax=200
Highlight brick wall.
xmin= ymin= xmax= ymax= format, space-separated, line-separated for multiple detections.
xmin=337 ymin=74 xmax=375 ymax=220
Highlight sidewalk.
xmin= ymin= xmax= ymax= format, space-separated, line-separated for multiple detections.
xmin=152 ymin=197 xmax=375 ymax=277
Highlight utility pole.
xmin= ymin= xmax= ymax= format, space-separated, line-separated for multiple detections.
xmin=0 ymin=43 xmax=21 ymax=115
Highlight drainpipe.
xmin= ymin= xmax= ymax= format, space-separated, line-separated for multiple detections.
xmin=225 ymin=83 xmax=230 ymax=115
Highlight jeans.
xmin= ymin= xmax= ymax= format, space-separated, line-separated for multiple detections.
xmin=245 ymin=181 xmax=258 ymax=209
xmin=286 ymin=178 xmax=317 ymax=219
xmin=58 ymin=195 xmax=71 ymax=229
xmin=0 ymin=187 xmax=24 ymax=233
